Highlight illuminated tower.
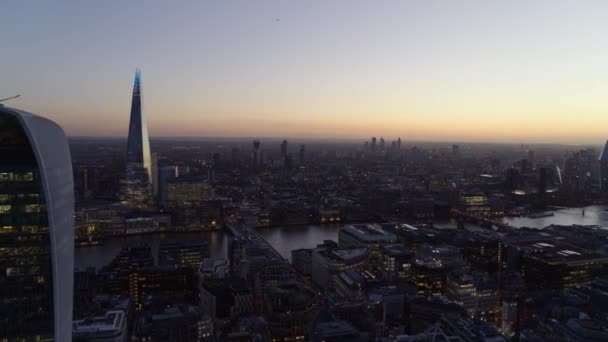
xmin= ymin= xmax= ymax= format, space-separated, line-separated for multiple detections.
xmin=0 ymin=106 xmax=74 ymax=341
xmin=121 ymin=69 xmax=152 ymax=207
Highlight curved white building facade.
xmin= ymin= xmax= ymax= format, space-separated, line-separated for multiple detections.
xmin=0 ymin=106 xmax=74 ymax=341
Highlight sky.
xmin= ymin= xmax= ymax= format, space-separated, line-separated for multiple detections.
xmin=2 ymin=0 xmax=608 ymax=144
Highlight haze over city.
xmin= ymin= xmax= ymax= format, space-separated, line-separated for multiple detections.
xmin=8 ymin=1 xmax=608 ymax=341
xmin=3 ymin=0 xmax=608 ymax=143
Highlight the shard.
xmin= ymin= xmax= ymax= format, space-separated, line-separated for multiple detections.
xmin=121 ymin=69 xmax=152 ymax=207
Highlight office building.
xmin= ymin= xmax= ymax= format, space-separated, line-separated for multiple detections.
xmin=338 ymin=224 xmax=397 ymax=272
xmin=132 ymin=305 xmax=211 ymax=342
xmin=199 ymin=278 xmax=254 ymax=321
xmin=411 ymin=259 xmax=447 ymax=297
xmin=292 ymin=248 xmax=313 ymax=277
xmin=263 ymin=281 xmax=321 ymax=340
xmin=0 ymin=106 xmax=74 ymax=341
xmin=166 ymin=177 xmax=213 ymax=207
xmin=517 ymin=241 xmax=608 ymax=291
xmin=159 ymin=240 xmax=209 ymax=269
xmin=199 ymin=258 xmax=228 ymax=279
xmin=72 ymin=310 xmax=128 ymax=342
xmin=311 ymin=246 xmax=369 ymax=291
xmin=280 ymin=139 xmax=287 ymax=157
xmin=121 ymin=69 xmax=153 ymax=208
xmin=298 ymin=144 xmax=305 ymax=164
xmin=381 ymin=244 xmax=414 ymax=283
xmin=459 ymin=191 xmax=491 ymax=217
xmin=151 ymin=152 xmax=158 ymax=200
xmin=445 ymin=272 xmax=477 ymax=318
xmin=158 ymin=165 xmax=178 ymax=207
xmin=252 ymin=139 xmax=261 ymax=167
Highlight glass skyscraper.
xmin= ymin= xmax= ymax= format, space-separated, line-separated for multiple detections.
xmin=0 ymin=106 xmax=74 ymax=341
xmin=121 ymin=69 xmax=153 ymax=207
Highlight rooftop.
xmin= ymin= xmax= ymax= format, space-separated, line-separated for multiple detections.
xmin=323 ymin=247 xmax=369 ymax=263
xmin=73 ymin=310 xmax=125 ymax=336
xmin=341 ymin=223 xmax=397 ymax=242
xmin=514 ymin=240 xmax=608 ymax=265
xmin=316 ymin=320 xmax=363 ymax=341
xmin=199 ymin=258 xmax=228 ymax=274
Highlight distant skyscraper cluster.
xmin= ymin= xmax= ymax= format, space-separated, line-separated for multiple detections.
xmin=365 ymin=136 xmax=402 ymax=153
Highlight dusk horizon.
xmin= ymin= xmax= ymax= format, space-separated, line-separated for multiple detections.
xmin=4 ymin=1 xmax=608 ymax=144
xmin=5 ymin=2 xmax=608 ymax=341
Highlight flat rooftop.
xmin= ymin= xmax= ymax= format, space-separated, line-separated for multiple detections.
xmin=73 ymin=310 xmax=125 ymax=335
xmin=199 ymin=258 xmax=227 ymax=273
xmin=514 ymin=240 xmax=608 ymax=264
xmin=341 ymin=224 xmax=397 ymax=242
xmin=317 ymin=247 xmax=369 ymax=263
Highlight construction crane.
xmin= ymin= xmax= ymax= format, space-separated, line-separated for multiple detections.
xmin=0 ymin=94 xmax=20 ymax=105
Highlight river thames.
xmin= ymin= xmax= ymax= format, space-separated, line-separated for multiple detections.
xmin=75 ymin=205 xmax=608 ymax=270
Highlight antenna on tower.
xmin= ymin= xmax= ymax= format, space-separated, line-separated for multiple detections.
xmin=0 ymin=94 xmax=21 ymax=105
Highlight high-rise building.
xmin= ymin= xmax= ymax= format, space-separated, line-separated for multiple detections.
xmin=298 ymin=144 xmax=305 ymax=164
xmin=528 ymin=150 xmax=535 ymax=170
xmin=599 ymin=140 xmax=608 ymax=194
xmin=158 ymin=165 xmax=178 ymax=207
xmin=0 ymin=106 xmax=74 ymax=341
xmin=252 ymin=139 xmax=261 ymax=167
xmin=151 ymin=152 xmax=159 ymax=201
xmin=280 ymin=139 xmax=288 ymax=158
xmin=121 ymin=69 xmax=152 ymax=208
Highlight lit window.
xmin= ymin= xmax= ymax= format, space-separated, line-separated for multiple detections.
xmin=24 ymin=204 xmax=41 ymax=213
xmin=1 ymin=226 xmax=14 ymax=234
xmin=0 ymin=205 xmax=11 ymax=214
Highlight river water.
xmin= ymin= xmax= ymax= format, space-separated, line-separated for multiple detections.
xmin=502 ymin=205 xmax=608 ymax=229
xmin=75 ymin=224 xmax=343 ymax=270
xmin=75 ymin=206 xmax=608 ymax=270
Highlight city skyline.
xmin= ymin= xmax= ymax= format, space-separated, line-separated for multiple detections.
xmin=5 ymin=2 xmax=608 ymax=340
xmin=3 ymin=1 xmax=608 ymax=143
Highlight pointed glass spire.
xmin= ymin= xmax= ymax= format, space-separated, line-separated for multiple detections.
xmin=122 ymin=69 xmax=152 ymax=207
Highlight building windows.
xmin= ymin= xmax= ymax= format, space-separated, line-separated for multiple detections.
xmin=24 ymin=204 xmax=41 ymax=213
xmin=1 ymin=226 xmax=14 ymax=233
xmin=0 ymin=205 xmax=11 ymax=214
xmin=0 ymin=172 xmax=34 ymax=181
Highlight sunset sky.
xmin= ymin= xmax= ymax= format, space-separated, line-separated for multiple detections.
xmin=3 ymin=1 xmax=608 ymax=143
